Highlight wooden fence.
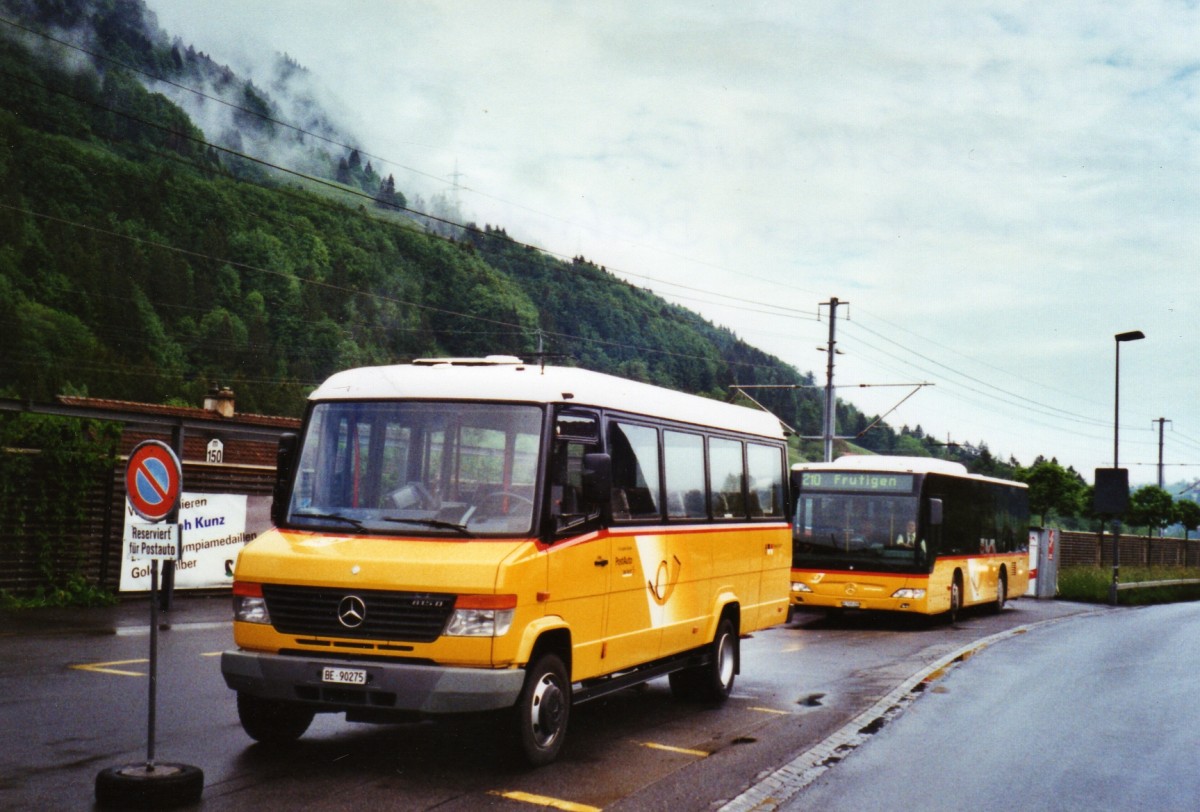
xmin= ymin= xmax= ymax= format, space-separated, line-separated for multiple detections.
xmin=0 ymin=459 xmax=278 ymax=597
xmin=1 ymin=397 xmax=297 ymax=599
xmin=1058 ymin=529 xmax=1200 ymax=569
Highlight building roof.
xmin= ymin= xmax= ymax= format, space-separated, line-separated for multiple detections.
xmin=56 ymin=396 xmax=300 ymax=429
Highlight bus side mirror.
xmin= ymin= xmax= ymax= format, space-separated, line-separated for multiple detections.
xmin=581 ymin=452 xmax=612 ymax=506
xmin=271 ymin=433 xmax=299 ymax=526
xmin=928 ymin=498 xmax=943 ymax=526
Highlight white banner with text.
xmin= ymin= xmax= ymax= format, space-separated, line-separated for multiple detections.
xmin=120 ymin=492 xmax=272 ymax=592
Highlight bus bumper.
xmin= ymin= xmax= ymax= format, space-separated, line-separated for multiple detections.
xmin=221 ymin=649 xmax=526 ymax=715
xmin=789 ymin=591 xmax=928 ymax=613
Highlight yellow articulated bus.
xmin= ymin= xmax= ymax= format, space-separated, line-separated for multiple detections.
xmin=221 ymin=356 xmax=791 ymax=765
xmin=789 ymin=456 xmax=1029 ymax=621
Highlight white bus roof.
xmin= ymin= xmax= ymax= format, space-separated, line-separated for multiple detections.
xmin=792 ymin=455 xmax=1026 ymax=488
xmin=310 ymin=357 xmax=787 ymax=440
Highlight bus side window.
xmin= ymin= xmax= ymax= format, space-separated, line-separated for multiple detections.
xmin=708 ymin=437 xmax=744 ymax=519
xmin=609 ymin=422 xmax=661 ymax=522
xmin=551 ymin=410 xmax=603 ymax=535
xmin=665 ymin=429 xmax=706 ymax=520
xmin=746 ymin=442 xmax=785 ymax=519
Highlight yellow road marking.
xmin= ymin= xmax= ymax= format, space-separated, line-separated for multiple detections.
xmin=640 ymin=741 xmax=709 ymax=757
xmin=490 ymin=790 xmax=601 ymax=811
xmin=201 ymin=651 xmax=223 ymax=657
xmin=750 ymin=706 xmax=791 ymax=715
xmin=70 ymin=659 xmax=147 ymax=677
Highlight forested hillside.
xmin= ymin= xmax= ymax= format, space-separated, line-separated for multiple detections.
xmin=0 ymin=0 xmax=999 ymax=467
xmin=11 ymin=0 xmax=1193 ymax=535
xmin=0 ymin=0 xmax=828 ymax=429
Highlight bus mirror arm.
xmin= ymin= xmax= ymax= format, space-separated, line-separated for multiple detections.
xmin=271 ymin=432 xmax=299 ymax=526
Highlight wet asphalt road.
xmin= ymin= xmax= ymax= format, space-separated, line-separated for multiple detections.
xmin=1 ymin=594 xmax=1102 ymax=810
xmin=783 ymin=601 xmax=1200 ymax=812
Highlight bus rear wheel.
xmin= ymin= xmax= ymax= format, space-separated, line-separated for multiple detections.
xmin=669 ymin=616 xmax=738 ymax=703
xmin=994 ymin=571 xmax=1008 ymax=613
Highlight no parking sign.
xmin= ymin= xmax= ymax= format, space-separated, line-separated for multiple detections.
xmin=102 ymin=441 xmax=204 ymax=804
xmin=125 ymin=441 xmax=182 ymax=561
xmin=125 ymin=440 xmax=182 ymax=523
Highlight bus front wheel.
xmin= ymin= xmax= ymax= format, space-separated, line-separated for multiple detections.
xmin=237 ymin=692 xmax=314 ymax=743
xmin=947 ymin=575 xmax=962 ymax=625
xmin=514 ymin=653 xmax=571 ymax=767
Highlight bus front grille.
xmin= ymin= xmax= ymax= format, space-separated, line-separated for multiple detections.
xmin=262 ymin=584 xmax=455 ymax=643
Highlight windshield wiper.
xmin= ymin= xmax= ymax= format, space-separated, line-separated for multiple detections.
xmin=291 ymin=511 xmax=367 ymax=531
xmin=382 ymin=517 xmax=473 ymax=537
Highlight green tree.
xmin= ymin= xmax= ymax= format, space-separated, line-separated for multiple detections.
xmin=374 ymin=174 xmax=405 ymax=211
xmin=1172 ymin=498 xmax=1200 ymax=541
xmin=1019 ymin=459 xmax=1086 ymax=526
xmin=893 ymin=434 xmax=929 ymax=457
xmin=0 ymin=413 xmax=121 ymax=605
xmin=1127 ymin=486 xmax=1175 ymax=536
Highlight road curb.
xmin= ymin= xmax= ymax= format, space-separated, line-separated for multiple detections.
xmin=718 ymin=608 xmax=1108 ymax=812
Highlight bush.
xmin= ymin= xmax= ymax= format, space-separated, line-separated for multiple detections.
xmin=0 ymin=413 xmax=121 ymax=605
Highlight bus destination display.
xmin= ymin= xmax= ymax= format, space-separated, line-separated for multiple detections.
xmin=800 ymin=471 xmax=915 ymax=493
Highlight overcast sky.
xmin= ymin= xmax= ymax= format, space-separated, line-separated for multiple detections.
xmin=146 ymin=0 xmax=1200 ymax=486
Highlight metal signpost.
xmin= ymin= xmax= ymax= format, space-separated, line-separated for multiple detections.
xmin=95 ymin=441 xmax=203 ymax=808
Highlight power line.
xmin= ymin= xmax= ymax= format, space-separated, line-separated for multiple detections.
xmin=844 ymin=319 xmax=1111 ymax=430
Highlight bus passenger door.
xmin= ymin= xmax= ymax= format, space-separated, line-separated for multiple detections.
xmin=543 ymin=412 xmax=610 ymax=681
xmin=605 ymin=422 xmax=667 ymax=670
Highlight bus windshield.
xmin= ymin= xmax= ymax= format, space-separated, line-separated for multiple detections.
xmin=793 ymin=492 xmax=921 ymax=568
xmin=286 ymin=401 xmax=543 ymax=536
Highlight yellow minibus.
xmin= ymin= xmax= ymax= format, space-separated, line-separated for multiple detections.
xmin=222 ymin=356 xmax=790 ymax=765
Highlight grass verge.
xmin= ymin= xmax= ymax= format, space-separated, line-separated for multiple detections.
xmin=1057 ymin=566 xmax=1200 ymax=605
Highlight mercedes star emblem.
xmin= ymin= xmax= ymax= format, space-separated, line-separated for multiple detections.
xmin=337 ymin=595 xmax=367 ymax=628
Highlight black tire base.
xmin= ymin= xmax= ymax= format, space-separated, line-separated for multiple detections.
xmin=95 ymin=762 xmax=204 ymax=809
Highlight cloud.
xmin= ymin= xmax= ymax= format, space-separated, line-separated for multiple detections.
xmin=145 ymin=0 xmax=1200 ymax=482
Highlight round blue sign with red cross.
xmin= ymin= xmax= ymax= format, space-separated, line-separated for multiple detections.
xmin=125 ymin=440 xmax=183 ymax=523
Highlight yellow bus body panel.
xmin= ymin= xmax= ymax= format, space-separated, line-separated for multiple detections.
xmin=235 ymin=522 xmax=790 ymax=680
xmin=232 ymin=528 xmax=542 ymax=667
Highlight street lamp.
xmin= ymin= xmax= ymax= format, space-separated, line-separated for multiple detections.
xmin=1114 ymin=330 xmax=1145 ymax=469
xmin=1109 ymin=329 xmax=1145 ymax=604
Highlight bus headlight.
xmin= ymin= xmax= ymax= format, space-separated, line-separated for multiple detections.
xmin=444 ymin=595 xmax=517 ymax=637
xmin=232 ymin=582 xmax=271 ymax=624
xmin=891 ymin=588 xmax=926 ymax=599
xmin=791 ymin=581 xmax=813 ymax=593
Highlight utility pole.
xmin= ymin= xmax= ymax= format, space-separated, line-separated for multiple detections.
xmin=1153 ymin=417 xmax=1172 ymax=489
xmin=818 ymin=297 xmax=848 ymax=462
